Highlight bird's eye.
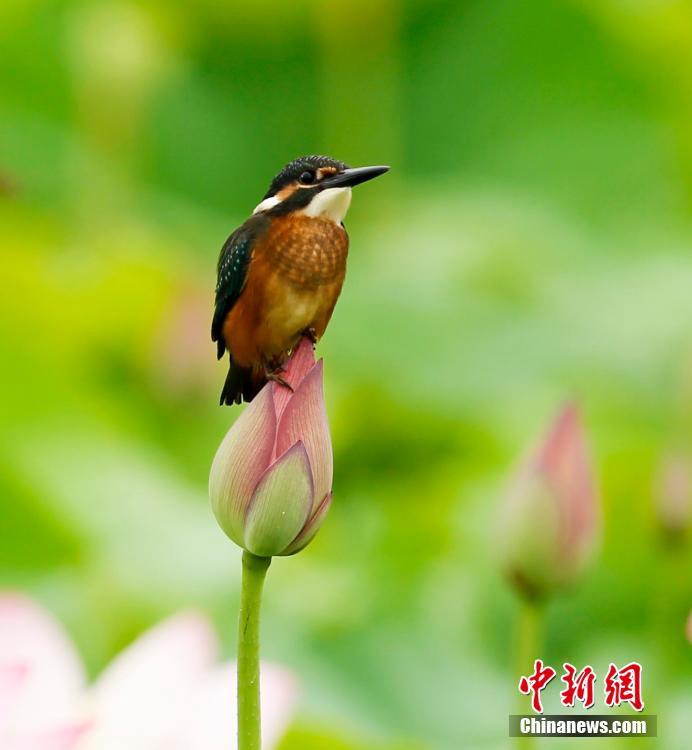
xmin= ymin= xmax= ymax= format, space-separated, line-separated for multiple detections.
xmin=299 ymin=170 xmax=316 ymax=185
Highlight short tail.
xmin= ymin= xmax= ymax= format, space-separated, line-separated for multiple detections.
xmin=220 ymin=358 xmax=264 ymax=405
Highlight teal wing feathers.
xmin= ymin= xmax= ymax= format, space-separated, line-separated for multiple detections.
xmin=211 ymin=223 xmax=256 ymax=359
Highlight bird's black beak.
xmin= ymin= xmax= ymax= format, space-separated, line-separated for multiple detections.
xmin=320 ymin=165 xmax=389 ymax=189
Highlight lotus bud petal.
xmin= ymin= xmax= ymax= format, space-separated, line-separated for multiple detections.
xmin=282 ymin=492 xmax=333 ymax=556
xmin=498 ymin=403 xmax=600 ymax=600
xmin=209 ymin=387 xmax=277 ymax=546
xmin=272 ymin=337 xmax=316 ymax=416
xmin=209 ymin=337 xmax=334 ymax=557
xmin=276 ymin=360 xmax=333 ymax=512
xmin=244 ymin=443 xmax=314 ymax=557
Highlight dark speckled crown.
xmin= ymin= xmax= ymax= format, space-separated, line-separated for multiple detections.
xmin=264 ymin=155 xmax=348 ymax=199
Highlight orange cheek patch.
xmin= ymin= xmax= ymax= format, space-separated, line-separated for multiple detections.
xmin=276 ymin=185 xmax=297 ymax=201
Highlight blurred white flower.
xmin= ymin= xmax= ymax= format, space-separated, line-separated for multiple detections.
xmin=0 ymin=593 xmax=296 ymax=750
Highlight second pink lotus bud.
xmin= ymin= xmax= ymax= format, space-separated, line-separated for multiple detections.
xmin=498 ymin=403 xmax=600 ymax=600
xmin=209 ymin=338 xmax=333 ymax=557
xmin=654 ymin=450 xmax=691 ymax=540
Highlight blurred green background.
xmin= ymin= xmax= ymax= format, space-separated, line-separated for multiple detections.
xmin=1 ymin=0 xmax=691 ymax=748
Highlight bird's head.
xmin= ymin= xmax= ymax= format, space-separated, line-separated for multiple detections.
xmin=252 ymin=155 xmax=389 ymax=223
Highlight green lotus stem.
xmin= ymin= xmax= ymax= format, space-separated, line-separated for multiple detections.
xmin=517 ymin=599 xmax=542 ymax=750
xmin=237 ymin=551 xmax=271 ymax=750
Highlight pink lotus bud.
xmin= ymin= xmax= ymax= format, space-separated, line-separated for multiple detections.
xmin=654 ymin=450 xmax=691 ymax=540
xmin=209 ymin=338 xmax=333 ymax=557
xmin=498 ymin=403 xmax=600 ymax=600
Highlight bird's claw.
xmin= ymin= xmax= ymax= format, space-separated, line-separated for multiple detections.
xmin=266 ymin=371 xmax=293 ymax=391
xmin=263 ymin=361 xmax=293 ymax=391
xmin=302 ymin=327 xmax=318 ymax=344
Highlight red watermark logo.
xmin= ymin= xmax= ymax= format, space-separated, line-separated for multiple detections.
xmin=518 ymin=660 xmax=644 ymax=714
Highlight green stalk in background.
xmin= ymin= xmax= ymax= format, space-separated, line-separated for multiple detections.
xmin=516 ymin=599 xmax=543 ymax=750
xmin=237 ymin=552 xmax=271 ymax=750
xmin=498 ymin=405 xmax=600 ymax=745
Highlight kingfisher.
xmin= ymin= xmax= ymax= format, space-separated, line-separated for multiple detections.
xmin=212 ymin=155 xmax=389 ymax=405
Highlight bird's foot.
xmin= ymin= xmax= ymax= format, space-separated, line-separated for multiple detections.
xmin=302 ymin=327 xmax=318 ymax=344
xmin=264 ymin=361 xmax=293 ymax=392
xmin=266 ymin=371 xmax=293 ymax=391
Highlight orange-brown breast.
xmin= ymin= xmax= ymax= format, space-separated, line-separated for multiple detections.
xmin=223 ymin=214 xmax=348 ymax=368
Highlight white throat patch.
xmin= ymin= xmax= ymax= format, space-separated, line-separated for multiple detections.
xmin=301 ymin=187 xmax=352 ymax=223
xmin=252 ymin=186 xmax=352 ymax=223
xmin=252 ymin=195 xmax=281 ymax=215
